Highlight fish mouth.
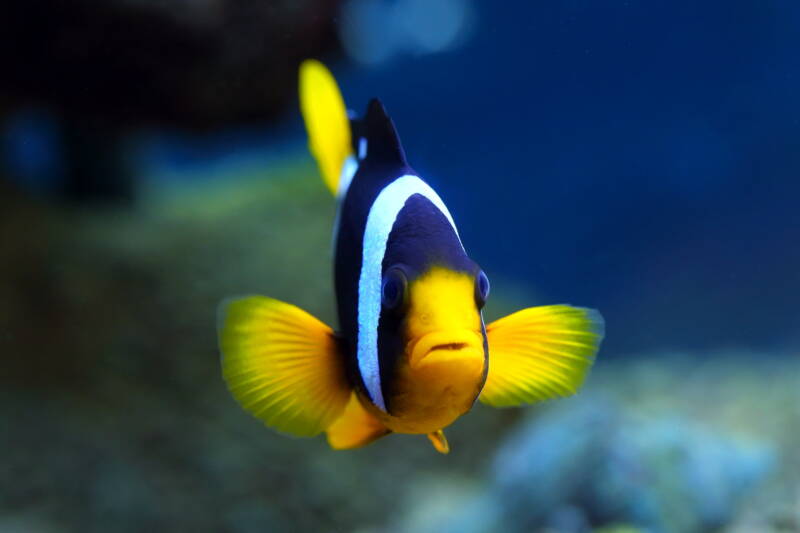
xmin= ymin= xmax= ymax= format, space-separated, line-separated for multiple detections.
xmin=409 ymin=330 xmax=484 ymax=368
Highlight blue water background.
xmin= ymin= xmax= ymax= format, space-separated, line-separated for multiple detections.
xmin=335 ymin=2 xmax=800 ymax=356
xmin=8 ymin=1 xmax=800 ymax=357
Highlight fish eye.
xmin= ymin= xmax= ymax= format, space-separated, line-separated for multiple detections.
xmin=381 ymin=268 xmax=408 ymax=310
xmin=476 ymin=270 xmax=490 ymax=308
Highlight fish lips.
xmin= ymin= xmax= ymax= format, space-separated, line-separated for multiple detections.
xmin=408 ymin=329 xmax=484 ymax=369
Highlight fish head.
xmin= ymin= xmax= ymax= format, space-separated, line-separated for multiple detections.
xmin=402 ymin=265 xmax=487 ymax=370
xmin=376 ymin=262 xmax=489 ymax=426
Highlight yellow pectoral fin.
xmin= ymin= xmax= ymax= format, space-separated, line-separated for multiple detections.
xmin=326 ymin=393 xmax=390 ymax=450
xmin=218 ymin=296 xmax=350 ymax=437
xmin=479 ymin=305 xmax=604 ymax=408
xmin=299 ymin=59 xmax=353 ymax=195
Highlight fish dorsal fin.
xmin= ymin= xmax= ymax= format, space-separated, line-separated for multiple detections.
xmin=364 ymin=98 xmax=407 ymax=166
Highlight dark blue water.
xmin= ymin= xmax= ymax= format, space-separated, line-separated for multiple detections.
xmin=7 ymin=1 xmax=800 ymax=356
xmin=336 ymin=1 xmax=800 ymax=356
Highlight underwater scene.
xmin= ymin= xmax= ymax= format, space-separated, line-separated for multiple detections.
xmin=2 ymin=2 xmax=799 ymax=532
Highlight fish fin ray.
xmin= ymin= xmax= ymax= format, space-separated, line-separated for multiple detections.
xmin=479 ymin=305 xmax=604 ymax=407
xmin=218 ymin=296 xmax=350 ymax=436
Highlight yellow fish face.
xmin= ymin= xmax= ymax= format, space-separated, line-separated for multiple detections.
xmin=369 ymin=267 xmax=488 ymax=434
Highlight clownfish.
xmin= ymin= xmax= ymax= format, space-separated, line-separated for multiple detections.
xmin=217 ymin=60 xmax=604 ymax=454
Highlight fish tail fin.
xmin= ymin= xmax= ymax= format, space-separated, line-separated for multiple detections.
xmin=218 ymin=296 xmax=351 ymax=436
xmin=299 ymin=59 xmax=354 ymax=196
xmin=479 ymin=305 xmax=604 ymax=407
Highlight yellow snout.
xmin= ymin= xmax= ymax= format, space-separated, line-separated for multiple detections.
xmin=409 ymin=329 xmax=484 ymax=368
xmin=374 ymin=328 xmax=484 ymax=434
xmin=369 ymin=267 xmax=488 ymax=434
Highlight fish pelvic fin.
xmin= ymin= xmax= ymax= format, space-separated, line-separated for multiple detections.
xmin=479 ymin=305 xmax=604 ymax=407
xmin=299 ymin=59 xmax=353 ymax=196
xmin=218 ymin=296 xmax=350 ymax=437
xmin=326 ymin=392 xmax=390 ymax=450
xmin=427 ymin=430 xmax=450 ymax=454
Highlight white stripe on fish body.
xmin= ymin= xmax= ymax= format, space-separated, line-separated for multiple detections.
xmin=357 ymin=174 xmax=463 ymax=411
